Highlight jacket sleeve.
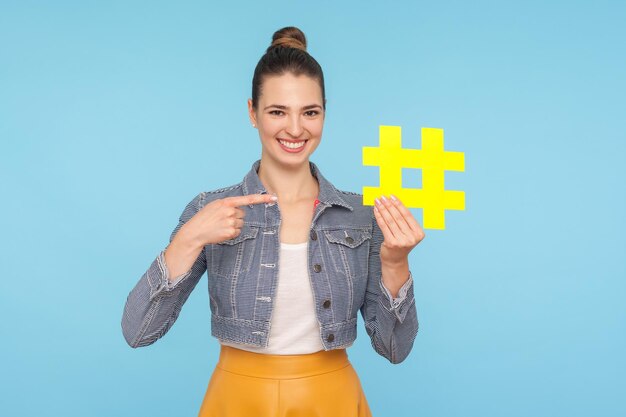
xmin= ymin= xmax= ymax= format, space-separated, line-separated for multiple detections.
xmin=121 ymin=192 xmax=207 ymax=348
xmin=359 ymin=208 xmax=419 ymax=364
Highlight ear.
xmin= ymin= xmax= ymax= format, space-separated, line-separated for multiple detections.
xmin=247 ymin=99 xmax=257 ymax=127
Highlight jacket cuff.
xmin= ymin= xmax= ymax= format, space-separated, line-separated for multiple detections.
xmin=379 ymin=271 xmax=415 ymax=323
xmin=146 ymin=250 xmax=193 ymax=300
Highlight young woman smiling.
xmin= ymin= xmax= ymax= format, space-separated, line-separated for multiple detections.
xmin=122 ymin=26 xmax=424 ymax=417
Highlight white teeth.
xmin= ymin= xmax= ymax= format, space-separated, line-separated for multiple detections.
xmin=278 ymin=139 xmax=305 ymax=149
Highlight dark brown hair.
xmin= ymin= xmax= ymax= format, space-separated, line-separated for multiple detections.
xmin=251 ymin=26 xmax=326 ymax=110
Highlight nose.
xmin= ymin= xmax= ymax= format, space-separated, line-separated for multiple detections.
xmin=285 ymin=114 xmax=304 ymax=138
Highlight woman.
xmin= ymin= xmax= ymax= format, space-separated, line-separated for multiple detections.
xmin=122 ymin=26 xmax=423 ymax=416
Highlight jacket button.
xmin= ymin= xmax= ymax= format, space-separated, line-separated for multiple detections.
xmin=345 ymin=236 xmax=354 ymax=244
xmin=313 ymin=264 xmax=322 ymax=273
xmin=323 ymin=299 xmax=331 ymax=308
xmin=327 ymin=333 xmax=335 ymax=342
xmin=310 ymin=230 xmax=317 ymax=241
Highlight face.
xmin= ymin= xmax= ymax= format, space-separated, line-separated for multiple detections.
xmin=248 ymin=72 xmax=325 ymax=168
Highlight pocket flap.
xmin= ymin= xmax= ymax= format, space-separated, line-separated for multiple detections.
xmin=323 ymin=228 xmax=372 ymax=248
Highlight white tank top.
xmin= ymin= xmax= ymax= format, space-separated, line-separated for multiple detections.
xmin=219 ymin=241 xmax=326 ymax=354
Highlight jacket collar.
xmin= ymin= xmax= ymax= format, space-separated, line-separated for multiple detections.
xmin=241 ymin=159 xmax=353 ymax=211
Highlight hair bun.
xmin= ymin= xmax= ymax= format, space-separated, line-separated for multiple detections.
xmin=267 ymin=26 xmax=307 ymax=53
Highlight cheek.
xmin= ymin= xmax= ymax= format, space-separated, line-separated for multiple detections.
xmin=258 ymin=126 xmax=278 ymax=141
xmin=260 ymin=119 xmax=282 ymax=136
xmin=308 ymin=121 xmax=324 ymax=137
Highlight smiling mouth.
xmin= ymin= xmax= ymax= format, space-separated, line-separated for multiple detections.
xmin=277 ymin=138 xmax=308 ymax=149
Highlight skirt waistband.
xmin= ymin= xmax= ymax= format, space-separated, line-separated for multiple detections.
xmin=216 ymin=345 xmax=350 ymax=379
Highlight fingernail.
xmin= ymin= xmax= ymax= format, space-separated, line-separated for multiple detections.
xmin=381 ymin=195 xmax=388 ymax=201
xmin=374 ymin=198 xmax=380 ymax=205
xmin=390 ymin=194 xmax=397 ymax=201
xmin=270 ymin=195 xmax=278 ymax=201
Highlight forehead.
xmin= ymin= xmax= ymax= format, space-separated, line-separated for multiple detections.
xmin=259 ymin=73 xmax=323 ymax=104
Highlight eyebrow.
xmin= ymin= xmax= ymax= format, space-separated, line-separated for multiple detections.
xmin=263 ymin=104 xmax=323 ymax=111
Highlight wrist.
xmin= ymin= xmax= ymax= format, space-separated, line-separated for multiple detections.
xmin=172 ymin=225 xmax=205 ymax=252
xmin=380 ymin=260 xmax=410 ymax=298
xmin=380 ymin=255 xmax=409 ymax=270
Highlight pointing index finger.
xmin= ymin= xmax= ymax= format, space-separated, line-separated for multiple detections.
xmin=223 ymin=193 xmax=278 ymax=207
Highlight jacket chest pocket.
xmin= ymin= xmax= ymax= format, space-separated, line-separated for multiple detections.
xmin=322 ymin=228 xmax=372 ymax=279
xmin=210 ymin=225 xmax=259 ymax=278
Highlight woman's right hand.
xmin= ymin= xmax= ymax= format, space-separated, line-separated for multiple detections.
xmin=181 ymin=193 xmax=278 ymax=246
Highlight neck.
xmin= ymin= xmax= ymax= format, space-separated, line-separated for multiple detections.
xmin=257 ymin=157 xmax=319 ymax=204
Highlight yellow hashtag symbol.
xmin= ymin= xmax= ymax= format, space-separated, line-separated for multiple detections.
xmin=363 ymin=125 xmax=465 ymax=230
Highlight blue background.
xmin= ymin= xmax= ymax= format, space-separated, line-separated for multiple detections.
xmin=1 ymin=1 xmax=624 ymax=416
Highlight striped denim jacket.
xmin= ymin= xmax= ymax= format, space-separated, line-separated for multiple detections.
xmin=121 ymin=159 xmax=419 ymax=364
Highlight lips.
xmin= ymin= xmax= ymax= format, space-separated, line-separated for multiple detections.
xmin=276 ymin=138 xmax=307 ymax=153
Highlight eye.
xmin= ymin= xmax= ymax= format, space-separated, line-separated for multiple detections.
xmin=304 ymin=110 xmax=320 ymax=117
xmin=269 ymin=110 xmax=284 ymax=116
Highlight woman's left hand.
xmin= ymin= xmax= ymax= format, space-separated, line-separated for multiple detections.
xmin=374 ymin=195 xmax=425 ymax=265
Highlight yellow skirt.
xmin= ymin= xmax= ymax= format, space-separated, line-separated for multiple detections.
xmin=198 ymin=345 xmax=372 ymax=417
